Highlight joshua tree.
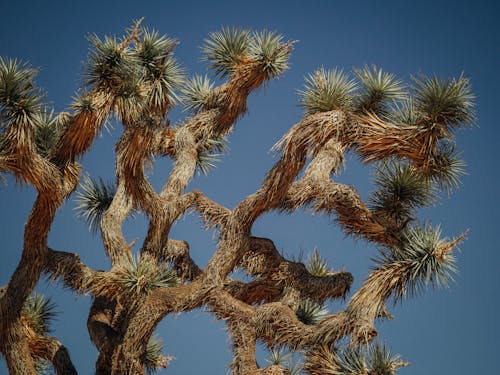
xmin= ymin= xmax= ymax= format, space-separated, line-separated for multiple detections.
xmin=0 ymin=20 xmax=474 ymax=374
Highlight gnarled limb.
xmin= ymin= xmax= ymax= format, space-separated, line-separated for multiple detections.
xmin=28 ymin=335 xmax=77 ymax=375
xmin=100 ymin=180 xmax=134 ymax=265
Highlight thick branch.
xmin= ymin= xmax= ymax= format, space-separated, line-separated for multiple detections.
xmin=100 ymin=180 xmax=134 ymax=264
xmin=44 ymin=248 xmax=101 ymax=293
xmin=28 ymin=335 xmax=77 ymax=375
xmin=239 ymin=237 xmax=353 ymax=303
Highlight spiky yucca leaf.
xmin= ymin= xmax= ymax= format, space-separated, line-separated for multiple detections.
xmin=267 ymin=347 xmax=303 ymax=375
xmin=34 ymin=109 xmax=70 ymax=158
xmin=354 ymin=65 xmax=406 ymax=115
xmin=368 ymin=342 xmax=407 ymax=375
xmin=322 ymin=347 xmax=367 ymax=375
xmin=196 ymin=135 xmax=228 ymax=175
xmin=306 ymin=249 xmax=330 ymax=276
xmin=72 ymin=94 xmax=95 ymax=113
xmin=248 ymin=30 xmax=293 ymax=78
xmin=201 ymin=27 xmax=250 ymax=76
xmin=135 ymin=29 xmax=178 ymax=68
xmin=135 ymin=30 xmax=184 ymax=109
xmin=370 ymin=161 xmax=435 ymax=221
xmin=388 ymin=99 xmax=421 ymax=125
xmin=298 ymin=68 xmax=356 ymax=115
xmin=115 ymin=255 xmax=179 ymax=295
xmin=287 ymin=360 xmax=304 ymax=375
xmin=75 ymin=175 xmax=116 ymax=233
xmin=181 ymin=75 xmax=215 ymax=114
xmin=142 ymin=335 xmax=173 ymax=374
xmin=307 ymin=343 xmax=406 ymax=375
xmin=85 ymin=34 xmax=138 ymax=92
xmin=0 ymin=57 xmax=43 ymax=128
xmin=146 ymin=57 xmax=183 ymax=109
xmin=22 ymin=293 xmax=57 ymax=336
xmin=267 ymin=346 xmax=292 ymax=366
xmin=295 ymin=299 xmax=328 ymax=325
xmin=412 ymin=74 xmax=475 ymax=130
xmin=381 ymin=224 xmax=457 ymax=299
xmin=425 ymin=141 xmax=466 ymax=192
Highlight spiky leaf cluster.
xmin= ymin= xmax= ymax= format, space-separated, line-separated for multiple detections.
xmin=202 ymin=27 xmax=250 ymax=77
xmin=85 ymin=34 xmax=138 ymax=91
xmin=34 ymin=110 xmax=70 ymax=158
xmin=248 ymin=30 xmax=293 ymax=78
xmin=354 ymin=65 xmax=406 ymax=115
xmin=180 ymin=75 xmax=215 ymax=114
xmin=389 ymin=99 xmax=420 ymax=126
xmin=196 ymin=134 xmax=228 ymax=175
xmin=75 ymin=175 xmax=116 ymax=233
xmin=306 ymin=249 xmax=331 ymax=276
xmin=412 ymin=74 xmax=475 ymax=130
xmin=114 ymin=255 xmax=179 ymax=295
xmin=268 ymin=346 xmax=292 ymax=366
xmin=295 ymin=299 xmax=328 ymax=325
xmin=298 ymin=68 xmax=356 ymax=115
xmin=202 ymin=28 xmax=292 ymax=78
xmin=142 ymin=335 xmax=172 ymax=374
xmin=369 ymin=342 xmax=405 ymax=375
xmin=85 ymin=27 xmax=184 ymax=124
xmin=267 ymin=347 xmax=304 ymax=375
xmin=423 ymin=140 xmax=465 ymax=192
xmin=0 ymin=57 xmax=43 ymax=128
xmin=380 ymin=224 xmax=457 ymax=300
xmin=370 ymin=161 xmax=434 ymax=222
xmin=135 ymin=29 xmax=184 ymax=109
xmin=71 ymin=94 xmax=95 ymax=113
xmin=22 ymin=293 xmax=57 ymax=336
xmin=311 ymin=342 xmax=405 ymax=375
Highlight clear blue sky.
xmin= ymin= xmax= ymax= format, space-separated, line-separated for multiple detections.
xmin=1 ymin=0 xmax=498 ymax=373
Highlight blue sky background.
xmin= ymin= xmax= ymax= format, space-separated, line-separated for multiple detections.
xmin=1 ymin=0 xmax=499 ymax=373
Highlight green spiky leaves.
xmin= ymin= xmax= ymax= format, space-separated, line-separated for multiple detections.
xmin=196 ymin=134 xmax=228 ymax=175
xmin=299 ymin=68 xmax=356 ymax=115
xmin=0 ymin=57 xmax=43 ymax=128
xmin=75 ymin=175 xmax=116 ymax=233
xmin=142 ymin=335 xmax=173 ymax=374
xmin=136 ymin=30 xmax=184 ymax=111
xmin=248 ymin=30 xmax=293 ymax=78
xmin=202 ymin=27 xmax=292 ymax=78
xmin=412 ymin=74 xmax=475 ymax=130
xmin=135 ymin=30 xmax=178 ymax=70
xmin=295 ymin=299 xmax=329 ymax=325
xmin=423 ymin=141 xmax=466 ymax=192
xmin=267 ymin=347 xmax=304 ymax=375
xmin=306 ymin=249 xmax=331 ymax=277
xmin=380 ymin=224 xmax=458 ymax=300
xmin=181 ymin=75 xmax=215 ymax=114
xmin=354 ymin=65 xmax=406 ymax=115
xmin=202 ymin=27 xmax=250 ymax=77
xmin=22 ymin=293 xmax=57 ymax=336
xmin=34 ymin=109 xmax=69 ymax=158
xmin=86 ymin=25 xmax=184 ymax=123
xmin=307 ymin=342 xmax=406 ymax=375
xmin=369 ymin=342 xmax=407 ymax=375
xmin=114 ymin=255 xmax=179 ymax=295
xmin=370 ymin=161 xmax=435 ymax=222
xmin=86 ymin=34 xmax=136 ymax=91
